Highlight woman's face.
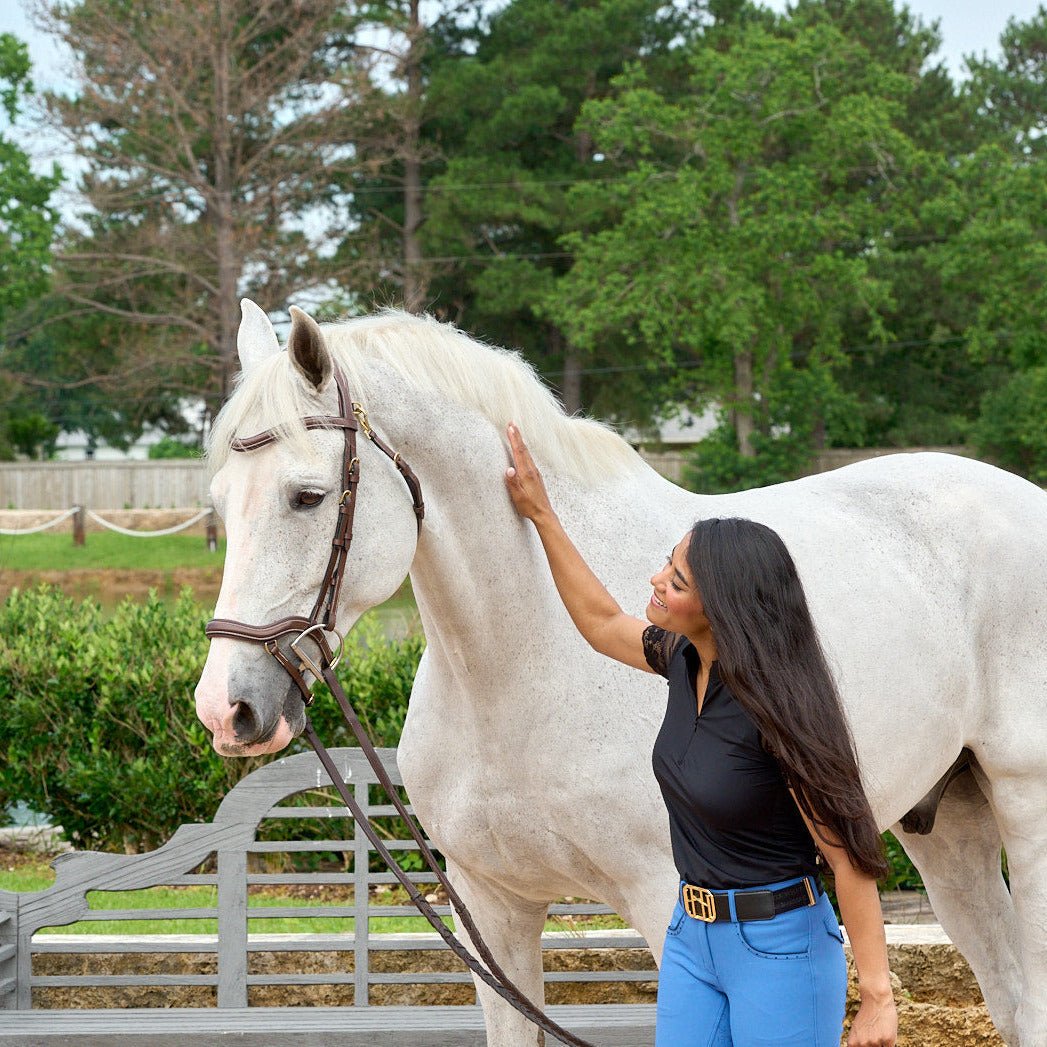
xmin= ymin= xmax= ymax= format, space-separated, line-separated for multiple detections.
xmin=647 ymin=533 xmax=710 ymax=637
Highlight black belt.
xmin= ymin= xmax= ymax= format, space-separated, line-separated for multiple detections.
xmin=680 ymin=876 xmax=819 ymax=923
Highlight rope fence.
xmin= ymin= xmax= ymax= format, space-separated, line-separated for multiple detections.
xmin=84 ymin=507 xmax=213 ymax=538
xmin=0 ymin=506 xmax=219 ymax=550
xmin=0 ymin=507 xmax=80 ymax=536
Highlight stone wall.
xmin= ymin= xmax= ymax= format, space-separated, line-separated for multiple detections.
xmin=31 ymin=935 xmax=1002 ymax=1045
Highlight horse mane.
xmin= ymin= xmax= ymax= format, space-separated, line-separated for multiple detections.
xmin=208 ymin=310 xmax=643 ymax=484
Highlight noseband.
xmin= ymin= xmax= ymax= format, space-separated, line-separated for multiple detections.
xmin=204 ymin=365 xmax=592 ymax=1047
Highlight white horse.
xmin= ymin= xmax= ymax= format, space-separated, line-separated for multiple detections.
xmin=195 ymin=300 xmax=1047 ymax=1047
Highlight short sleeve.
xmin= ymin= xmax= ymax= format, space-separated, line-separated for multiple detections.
xmin=642 ymin=625 xmax=682 ymax=679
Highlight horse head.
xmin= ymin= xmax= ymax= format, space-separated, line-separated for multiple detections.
xmin=195 ymin=300 xmax=421 ymax=756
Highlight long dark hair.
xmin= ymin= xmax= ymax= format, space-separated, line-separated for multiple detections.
xmin=686 ymin=517 xmax=888 ymax=879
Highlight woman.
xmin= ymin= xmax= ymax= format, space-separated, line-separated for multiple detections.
xmin=504 ymin=422 xmax=897 ymax=1047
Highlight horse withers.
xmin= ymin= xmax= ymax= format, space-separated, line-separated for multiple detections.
xmin=195 ymin=299 xmax=1047 ymax=1046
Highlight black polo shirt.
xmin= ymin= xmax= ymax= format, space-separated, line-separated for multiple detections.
xmin=644 ymin=626 xmax=819 ymax=890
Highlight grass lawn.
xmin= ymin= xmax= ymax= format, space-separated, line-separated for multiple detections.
xmin=0 ymin=531 xmax=226 ymax=572
xmin=0 ymin=531 xmax=420 ymax=627
xmin=0 ymin=857 xmax=626 ymax=936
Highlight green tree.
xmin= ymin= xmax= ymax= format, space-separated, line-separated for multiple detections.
xmin=974 ymin=366 xmax=1047 ymax=484
xmin=0 ymin=33 xmax=61 ymax=459
xmin=37 ymin=0 xmax=371 ymax=408
xmin=408 ymin=0 xmax=701 ymax=418
xmin=548 ymin=17 xmax=925 ymax=487
xmin=2 ymin=294 xmax=198 ymax=458
xmin=0 ymin=34 xmax=59 ymax=330
xmin=895 ymin=9 xmax=1047 ymax=481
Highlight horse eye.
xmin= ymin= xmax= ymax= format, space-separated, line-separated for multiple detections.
xmin=295 ymin=490 xmax=325 ymax=509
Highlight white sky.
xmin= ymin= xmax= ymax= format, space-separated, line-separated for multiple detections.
xmin=5 ymin=0 xmax=1046 ymax=91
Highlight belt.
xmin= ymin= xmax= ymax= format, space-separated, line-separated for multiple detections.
xmin=680 ymin=876 xmax=819 ymax=923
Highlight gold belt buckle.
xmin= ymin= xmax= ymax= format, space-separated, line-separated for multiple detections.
xmin=682 ymin=884 xmax=717 ymax=923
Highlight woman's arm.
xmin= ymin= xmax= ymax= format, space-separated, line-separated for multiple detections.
xmin=504 ymin=423 xmax=653 ymax=672
xmin=796 ymin=804 xmax=898 ymax=1047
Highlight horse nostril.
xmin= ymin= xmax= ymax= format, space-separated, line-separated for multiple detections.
xmin=231 ymin=701 xmax=260 ymax=743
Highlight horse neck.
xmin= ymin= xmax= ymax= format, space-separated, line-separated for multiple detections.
xmin=381 ymin=401 xmax=665 ymax=678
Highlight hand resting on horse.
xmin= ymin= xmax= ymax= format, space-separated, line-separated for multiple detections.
xmin=504 ymin=422 xmax=652 ymax=673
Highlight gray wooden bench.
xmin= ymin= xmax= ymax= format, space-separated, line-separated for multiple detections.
xmin=0 ymin=747 xmax=656 ymax=1045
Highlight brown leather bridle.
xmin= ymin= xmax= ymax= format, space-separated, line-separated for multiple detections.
xmin=204 ymin=366 xmax=595 ymax=1047
xmin=205 ymin=367 xmax=424 ymax=700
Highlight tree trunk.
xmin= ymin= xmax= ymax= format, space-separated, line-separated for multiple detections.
xmin=212 ymin=0 xmax=239 ymax=399
xmin=727 ymin=166 xmax=754 ymax=457
xmin=732 ymin=348 xmax=755 ymax=458
xmin=561 ymin=343 xmax=582 ymax=415
xmin=402 ymin=0 xmax=425 ymax=313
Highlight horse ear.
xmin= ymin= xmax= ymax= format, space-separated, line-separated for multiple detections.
xmin=237 ymin=299 xmax=280 ymax=372
xmin=287 ymin=306 xmax=333 ymax=393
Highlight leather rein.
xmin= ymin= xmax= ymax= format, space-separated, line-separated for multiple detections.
xmin=204 ymin=367 xmax=595 ymax=1047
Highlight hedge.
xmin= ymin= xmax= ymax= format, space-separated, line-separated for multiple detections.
xmin=0 ymin=585 xmax=924 ymax=890
xmin=0 ymin=586 xmax=423 ymax=853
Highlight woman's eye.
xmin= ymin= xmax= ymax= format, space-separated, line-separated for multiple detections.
xmin=671 ymin=582 xmax=683 ymax=593
xmin=295 ymin=490 xmax=325 ymax=508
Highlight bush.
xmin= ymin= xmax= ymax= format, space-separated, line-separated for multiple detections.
xmin=973 ymin=366 xmax=1047 ymax=485
xmin=0 ymin=587 xmax=923 ymax=890
xmin=685 ymin=366 xmax=864 ymax=494
xmin=147 ymin=435 xmax=203 ymax=459
xmin=0 ymin=587 xmax=423 ymax=853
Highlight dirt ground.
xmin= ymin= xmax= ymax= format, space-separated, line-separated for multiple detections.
xmin=25 ymin=929 xmax=1003 ymax=1044
xmin=0 ymin=567 xmax=222 ymax=605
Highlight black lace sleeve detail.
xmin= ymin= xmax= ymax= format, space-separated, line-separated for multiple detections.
xmin=642 ymin=625 xmax=682 ymax=679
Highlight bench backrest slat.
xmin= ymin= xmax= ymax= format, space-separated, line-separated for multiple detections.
xmin=0 ymin=748 xmax=649 ymax=1012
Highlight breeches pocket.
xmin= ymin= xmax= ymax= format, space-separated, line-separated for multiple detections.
xmin=735 ymin=906 xmax=812 ymax=959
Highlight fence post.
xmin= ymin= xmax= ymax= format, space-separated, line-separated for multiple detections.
xmin=72 ymin=505 xmax=85 ymax=547
xmin=206 ymin=508 xmax=218 ymax=553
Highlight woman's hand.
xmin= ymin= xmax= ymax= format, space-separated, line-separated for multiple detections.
xmin=848 ymin=993 xmax=898 ymax=1047
xmin=504 ymin=423 xmax=554 ymax=524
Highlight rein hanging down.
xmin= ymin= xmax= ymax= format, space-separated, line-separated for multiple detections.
xmin=204 ymin=366 xmax=595 ymax=1047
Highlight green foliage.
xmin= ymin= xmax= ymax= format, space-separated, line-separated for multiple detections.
xmin=1 ymin=410 xmax=59 ymax=460
xmin=148 ymin=435 xmax=203 ymax=459
xmin=0 ymin=587 xmax=423 ymax=853
xmin=0 ymin=34 xmax=60 ymax=331
xmin=686 ymin=364 xmax=865 ymax=493
xmin=687 ymin=423 xmax=809 ymax=495
xmin=404 ymin=0 xmax=698 ymax=420
xmin=549 ymin=17 xmax=923 ymax=454
xmin=0 ymin=34 xmax=62 ymax=461
xmin=881 ymin=831 xmax=923 ymax=892
xmin=973 ymin=367 xmax=1047 ymax=485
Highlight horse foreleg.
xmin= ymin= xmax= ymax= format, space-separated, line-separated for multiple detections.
xmin=445 ymin=860 xmax=551 ymax=1047
xmin=984 ymin=768 xmax=1047 ymax=1047
xmin=894 ymin=766 xmax=1020 ymax=1046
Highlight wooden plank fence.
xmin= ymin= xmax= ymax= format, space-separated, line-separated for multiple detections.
xmin=0 ymin=462 xmax=211 ymax=511
xmin=0 ymin=747 xmax=657 ymax=1045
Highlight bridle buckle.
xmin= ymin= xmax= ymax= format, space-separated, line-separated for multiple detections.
xmin=351 ymin=401 xmax=374 ymax=439
xmin=682 ymin=884 xmax=718 ymax=923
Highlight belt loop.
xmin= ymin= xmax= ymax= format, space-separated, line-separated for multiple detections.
xmin=727 ymin=889 xmax=738 ymax=923
xmin=804 ymin=875 xmax=818 ymax=906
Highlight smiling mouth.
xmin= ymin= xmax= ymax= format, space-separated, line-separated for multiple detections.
xmin=651 ymin=594 xmax=667 ymax=609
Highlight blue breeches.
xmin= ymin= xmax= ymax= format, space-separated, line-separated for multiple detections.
xmin=655 ymin=878 xmax=847 ymax=1047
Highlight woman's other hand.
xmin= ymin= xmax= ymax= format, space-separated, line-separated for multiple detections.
xmin=847 ymin=994 xmax=898 ymax=1047
xmin=505 ymin=423 xmax=554 ymax=523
